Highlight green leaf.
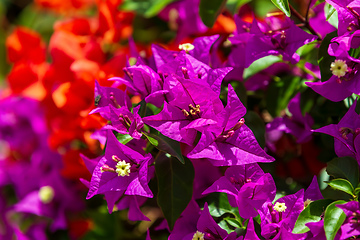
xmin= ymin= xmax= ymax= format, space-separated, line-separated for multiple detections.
xmin=324 ymin=200 xmax=346 ymax=240
xmin=115 ymin=133 xmax=133 ymax=145
xmin=327 ymin=179 xmax=355 ymax=197
xmin=318 ymin=31 xmax=337 ymax=82
xmin=326 ymin=157 xmax=359 ymax=188
xmin=270 ymin=0 xmax=290 ymax=17
xmin=225 ymin=0 xmax=252 ymax=14
xmin=199 ymin=0 xmax=227 ymax=27
xmin=207 ymin=192 xmax=234 ymax=217
xmin=293 ymin=199 xmax=334 ymax=233
xmin=243 ymin=55 xmax=282 ymax=80
xmin=144 ymin=0 xmax=177 ymax=18
xmin=266 ymin=76 xmax=301 ymax=117
xmin=156 ymin=153 xmax=194 ymax=230
xmin=224 ymin=217 xmax=243 ymax=228
xmin=244 ymin=111 xmax=266 ymax=148
xmin=324 ymin=3 xmax=338 ymax=28
xmin=143 ymin=132 xmax=185 ymax=164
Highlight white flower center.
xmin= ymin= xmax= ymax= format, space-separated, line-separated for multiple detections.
xmin=273 ymin=202 xmax=287 ymax=212
xmin=192 ymin=230 xmax=204 ymax=240
xmin=115 ymin=160 xmax=131 ymax=177
xmin=179 ymin=43 xmax=195 ymax=52
xmin=330 ymin=59 xmax=348 ymax=78
xmin=39 ymin=186 xmax=54 ymax=204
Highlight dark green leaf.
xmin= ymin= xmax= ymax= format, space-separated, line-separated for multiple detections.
xmin=229 ymin=81 xmax=247 ymax=108
xmin=156 ymin=153 xmax=194 ymax=230
xmin=270 ymin=0 xmax=290 ymax=17
xmin=266 ymin=76 xmax=301 ymax=117
xmin=326 ymin=179 xmax=355 ymax=197
xmin=324 ymin=200 xmax=346 ymax=240
xmin=199 ymin=0 xmax=227 ymax=27
xmin=318 ymin=31 xmax=337 ymax=82
xmin=144 ymin=132 xmax=185 ymax=164
xmin=293 ymin=199 xmax=334 ymax=233
xmin=244 ymin=111 xmax=266 ymax=148
xmin=326 ymin=157 xmax=359 ymax=188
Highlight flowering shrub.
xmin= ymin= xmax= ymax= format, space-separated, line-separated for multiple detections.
xmin=2 ymin=0 xmax=360 ymax=239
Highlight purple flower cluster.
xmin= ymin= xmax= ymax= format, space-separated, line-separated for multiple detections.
xmin=0 ymin=97 xmax=84 ymax=239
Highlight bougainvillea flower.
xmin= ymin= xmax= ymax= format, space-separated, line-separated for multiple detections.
xmin=86 ymin=130 xmax=153 ymax=199
xmin=6 ymin=27 xmax=46 ymax=64
xmin=143 ymin=71 xmax=223 ymax=145
xmin=14 ymin=170 xmax=84 ymax=231
xmin=192 ymin=160 xmax=222 ymax=200
xmin=188 ymin=35 xmax=219 ymax=65
xmin=245 ymin=19 xmax=317 ymax=67
xmin=309 ymin=2 xmax=337 ymax=38
xmin=304 ymin=176 xmax=323 ymax=204
xmin=110 ymin=64 xmax=166 ymax=107
xmin=266 ymin=93 xmax=314 ymax=146
xmin=305 ymin=219 xmax=341 ymax=240
xmin=0 ymin=194 xmax=13 ymax=239
xmin=13 ymin=223 xmax=48 ymax=240
xmin=106 ymin=105 xmax=144 ymax=139
xmin=116 ymin=195 xmax=150 ymax=221
xmin=90 ymin=81 xmax=131 ymax=119
xmin=305 ymin=72 xmax=357 ymax=102
xmin=326 ymin=0 xmax=360 ymax=35
xmin=259 ymin=190 xmax=305 ymax=239
xmin=169 ymin=202 xmax=237 ymax=240
xmin=336 ymin=201 xmax=360 ymax=239
xmin=313 ymin=100 xmax=360 ymax=161
xmin=158 ymin=0 xmax=207 ymax=42
xmin=306 ymin=32 xmax=360 ymax=101
xmin=203 ymin=163 xmax=276 ymax=219
xmin=0 ymin=97 xmax=48 ymax=162
xmin=187 ymin=85 xmax=274 ymax=166
xmin=168 ymin=199 xmax=201 ymax=240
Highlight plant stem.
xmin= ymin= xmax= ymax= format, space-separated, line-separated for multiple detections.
xmin=289 ymin=4 xmax=322 ymax=40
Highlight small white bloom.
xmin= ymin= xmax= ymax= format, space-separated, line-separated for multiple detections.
xmin=115 ymin=160 xmax=131 ymax=177
xmin=179 ymin=43 xmax=195 ymax=52
xmin=39 ymin=186 xmax=55 ymax=204
xmin=274 ymin=202 xmax=287 ymax=213
xmin=330 ymin=59 xmax=348 ymax=78
xmin=192 ymin=230 xmax=204 ymax=240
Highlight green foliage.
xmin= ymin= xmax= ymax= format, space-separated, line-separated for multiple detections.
xmin=293 ymin=199 xmax=334 ymax=234
xmin=265 ymin=75 xmax=301 ymax=117
xmin=244 ymin=111 xmax=265 ymax=148
xmin=270 ymin=0 xmax=290 ymax=17
xmin=116 ymin=133 xmax=133 ymax=145
xmin=323 ymin=200 xmax=347 ymax=240
xmin=207 ymin=192 xmax=234 ymax=217
xmin=155 ymin=153 xmax=194 ymax=231
xmin=226 ymin=0 xmax=252 ymax=14
xmin=324 ymin=3 xmax=338 ymax=29
xmin=326 ymin=179 xmax=355 ymax=198
xmin=121 ymin=0 xmax=177 ymax=18
xmin=199 ymin=0 xmax=227 ymax=27
xmin=144 ymin=132 xmax=185 ymax=164
xmin=318 ymin=31 xmax=337 ymax=82
xmin=326 ymin=157 xmax=359 ymax=189
xmin=243 ymin=55 xmax=282 ymax=80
